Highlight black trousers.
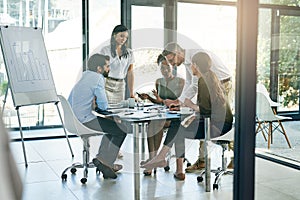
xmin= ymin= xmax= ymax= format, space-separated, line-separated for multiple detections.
xmin=84 ymin=117 xmax=128 ymax=166
xmin=163 ymin=118 xmax=232 ymax=158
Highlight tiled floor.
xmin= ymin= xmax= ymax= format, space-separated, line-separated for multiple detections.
xmin=9 ymin=128 xmax=300 ymax=200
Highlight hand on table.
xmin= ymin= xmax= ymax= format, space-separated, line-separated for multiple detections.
xmin=137 ymin=93 xmax=149 ymax=100
xmin=169 ymin=103 xmax=180 ymax=111
xmin=164 ymin=99 xmax=179 ymax=107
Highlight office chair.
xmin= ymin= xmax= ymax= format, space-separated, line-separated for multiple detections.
xmin=57 ymin=95 xmax=105 ymax=184
xmin=256 ymin=92 xmax=292 ymax=149
xmin=197 ymin=128 xmax=234 ymax=190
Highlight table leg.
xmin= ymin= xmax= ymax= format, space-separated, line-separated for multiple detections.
xmin=133 ymin=123 xmax=140 ymax=200
xmin=141 ymin=123 xmax=147 ymax=160
xmin=204 ymin=117 xmax=211 ymax=192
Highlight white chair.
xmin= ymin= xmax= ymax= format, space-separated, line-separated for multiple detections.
xmin=197 ymin=128 xmax=234 ymax=190
xmin=57 ymin=95 xmax=104 ymax=184
xmin=256 ymin=92 xmax=292 ymax=149
xmin=256 ymin=83 xmax=282 ymax=141
xmin=256 ymin=83 xmax=281 ymax=107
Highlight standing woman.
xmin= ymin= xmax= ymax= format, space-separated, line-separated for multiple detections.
xmin=100 ymin=24 xmax=135 ymax=103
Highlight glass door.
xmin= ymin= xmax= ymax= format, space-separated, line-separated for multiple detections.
xmin=269 ymin=10 xmax=300 ymax=116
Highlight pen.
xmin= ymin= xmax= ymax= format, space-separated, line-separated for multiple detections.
xmin=124 ymin=112 xmax=134 ymax=115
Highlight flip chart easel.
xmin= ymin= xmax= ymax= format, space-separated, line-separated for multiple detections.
xmin=0 ymin=26 xmax=73 ymax=167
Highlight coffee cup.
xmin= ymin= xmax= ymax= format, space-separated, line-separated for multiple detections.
xmin=128 ymin=98 xmax=135 ymax=108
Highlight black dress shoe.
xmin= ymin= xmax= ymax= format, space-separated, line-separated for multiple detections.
xmin=92 ymin=158 xmax=117 ymax=179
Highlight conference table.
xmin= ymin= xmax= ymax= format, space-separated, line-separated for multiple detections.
xmin=93 ymin=104 xmax=211 ymax=199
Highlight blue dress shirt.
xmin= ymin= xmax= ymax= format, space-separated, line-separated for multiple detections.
xmin=68 ymin=70 xmax=108 ymax=123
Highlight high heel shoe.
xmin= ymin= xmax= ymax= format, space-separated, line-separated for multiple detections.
xmin=173 ymin=173 xmax=185 ymax=181
xmin=143 ymin=168 xmax=158 ymax=176
xmin=143 ymin=169 xmax=152 ymax=176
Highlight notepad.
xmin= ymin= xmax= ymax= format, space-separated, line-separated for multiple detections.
xmin=117 ymin=111 xmax=159 ymax=119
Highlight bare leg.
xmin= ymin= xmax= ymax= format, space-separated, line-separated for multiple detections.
xmin=176 ymin=158 xmax=184 ymax=174
xmin=141 ymin=121 xmax=165 ymax=164
xmin=173 ymin=158 xmax=185 ymax=180
xmin=153 ymin=129 xmax=164 ymax=155
xmin=141 ymin=145 xmax=170 ymax=170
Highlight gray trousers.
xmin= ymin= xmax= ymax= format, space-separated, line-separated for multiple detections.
xmin=84 ymin=117 xmax=128 ymax=166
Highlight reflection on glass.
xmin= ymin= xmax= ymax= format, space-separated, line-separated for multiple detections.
xmin=256 ymin=6 xmax=300 ymax=165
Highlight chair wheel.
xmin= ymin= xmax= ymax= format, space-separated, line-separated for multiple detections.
xmin=213 ymin=183 xmax=219 ymax=190
xmin=197 ymin=176 xmax=203 ymax=182
xmin=186 ymin=162 xmax=191 ymax=167
xmin=164 ymin=166 xmax=170 ymax=171
xmin=81 ymin=178 xmax=87 ymax=184
xmin=61 ymin=174 xmax=67 ymax=181
xmin=70 ymin=168 xmax=77 ymax=174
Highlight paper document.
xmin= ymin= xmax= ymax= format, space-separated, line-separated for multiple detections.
xmin=117 ymin=111 xmax=159 ymax=119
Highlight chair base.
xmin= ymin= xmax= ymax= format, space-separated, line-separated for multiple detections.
xmin=61 ymin=137 xmax=98 ymax=184
xmin=197 ymin=142 xmax=233 ymax=190
xmin=61 ymin=161 xmax=98 ymax=184
xmin=164 ymin=150 xmax=191 ymax=172
xmin=197 ymin=167 xmax=233 ymax=190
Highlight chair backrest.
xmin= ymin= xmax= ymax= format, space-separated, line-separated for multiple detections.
xmin=256 ymin=83 xmax=281 ymax=107
xmin=256 ymin=91 xmax=278 ymax=121
xmin=57 ymin=95 xmax=103 ymax=136
xmin=211 ymin=128 xmax=234 ymax=142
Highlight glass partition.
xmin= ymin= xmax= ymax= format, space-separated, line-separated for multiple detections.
xmin=256 ymin=5 xmax=300 ymax=166
xmin=131 ymin=5 xmax=164 ymax=94
xmin=260 ymin=0 xmax=300 ymax=6
xmin=0 ymin=0 xmax=82 ymax=129
xmin=89 ymin=0 xmax=121 ymax=54
xmin=178 ymin=2 xmax=237 ymax=108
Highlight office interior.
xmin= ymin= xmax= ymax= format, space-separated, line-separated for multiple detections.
xmin=1 ymin=0 xmax=300 ymax=200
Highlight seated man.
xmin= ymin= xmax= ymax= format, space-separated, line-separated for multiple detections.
xmin=68 ymin=53 xmax=128 ymax=179
xmin=141 ymin=52 xmax=233 ymax=181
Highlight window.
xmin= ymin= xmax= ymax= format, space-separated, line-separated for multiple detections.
xmin=0 ymin=0 xmax=82 ymax=129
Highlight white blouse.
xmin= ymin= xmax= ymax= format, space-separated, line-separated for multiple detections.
xmin=178 ymin=48 xmax=231 ymax=103
xmin=100 ymin=45 xmax=135 ymax=79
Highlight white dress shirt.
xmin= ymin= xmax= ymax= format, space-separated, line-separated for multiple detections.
xmin=99 ymin=45 xmax=135 ymax=79
xmin=178 ymin=49 xmax=231 ymax=103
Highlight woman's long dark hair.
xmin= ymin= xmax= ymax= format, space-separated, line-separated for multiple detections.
xmin=110 ymin=24 xmax=129 ymax=58
xmin=192 ymin=52 xmax=226 ymax=107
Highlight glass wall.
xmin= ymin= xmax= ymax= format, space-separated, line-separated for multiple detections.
xmin=1 ymin=0 xmax=299 ymax=180
xmin=131 ymin=5 xmax=164 ymax=94
xmin=89 ymin=0 xmax=120 ymax=54
xmin=1 ymin=0 xmax=121 ymax=131
xmin=256 ymin=3 xmax=300 ymax=166
xmin=0 ymin=0 xmax=82 ymax=129
xmin=178 ymin=2 xmax=237 ymax=106
xmin=257 ymin=7 xmax=300 ymax=114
